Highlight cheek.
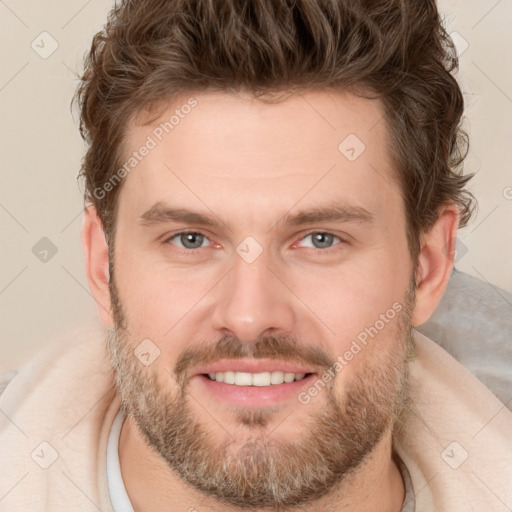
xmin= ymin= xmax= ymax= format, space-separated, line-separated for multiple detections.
xmin=290 ymin=250 xmax=409 ymax=338
xmin=112 ymin=249 xmax=218 ymax=343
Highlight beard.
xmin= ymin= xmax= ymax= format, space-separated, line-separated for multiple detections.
xmin=107 ymin=278 xmax=416 ymax=510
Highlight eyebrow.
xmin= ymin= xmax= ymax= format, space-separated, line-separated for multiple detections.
xmin=139 ymin=204 xmax=224 ymax=229
xmin=279 ymin=203 xmax=374 ymax=227
xmin=138 ymin=201 xmax=374 ymax=230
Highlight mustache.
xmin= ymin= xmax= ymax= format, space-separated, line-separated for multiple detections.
xmin=174 ymin=335 xmax=336 ymax=382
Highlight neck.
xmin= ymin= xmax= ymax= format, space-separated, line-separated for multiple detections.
xmin=119 ymin=415 xmax=405 ymax=512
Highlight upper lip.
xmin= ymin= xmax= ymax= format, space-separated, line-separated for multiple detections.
xmin=192 ymin=359 xmax=317 ymax=377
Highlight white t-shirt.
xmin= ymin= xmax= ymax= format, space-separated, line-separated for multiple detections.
xmin=107 ymin=408 xmax=135 ymax=512
xmin=107 ymin=408 xmax=416 ymax=511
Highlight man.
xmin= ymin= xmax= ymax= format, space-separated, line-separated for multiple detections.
xmin=1 ymin=1 xmax=511 ymax=511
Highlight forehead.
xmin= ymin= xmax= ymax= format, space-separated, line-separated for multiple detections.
xmin=117 ymin=89 xmax=402 ymax=229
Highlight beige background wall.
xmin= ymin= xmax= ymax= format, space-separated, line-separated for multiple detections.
xmin=1 ymin=0 xmax=511 ymax=372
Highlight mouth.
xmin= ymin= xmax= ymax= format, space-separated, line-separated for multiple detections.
xmin=191 ymin=359 xmax=319 ymax=407
xmin=205 ymin=370 xmax=311 ymax=386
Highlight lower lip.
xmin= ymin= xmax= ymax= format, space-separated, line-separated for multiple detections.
xmin=194 ymin=374 xmax=317 ymax=407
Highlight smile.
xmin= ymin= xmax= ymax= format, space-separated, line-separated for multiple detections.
xmin=206 ymin=371 xmax=309 ymax=386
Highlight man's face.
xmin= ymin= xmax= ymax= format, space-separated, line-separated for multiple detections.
xmin=108 ymin=90 xmax=416 ymax=508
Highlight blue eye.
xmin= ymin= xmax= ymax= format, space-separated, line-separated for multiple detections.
xmin=168 ymin=232 xmax=210 ymax=249
xmin=164 ymin=231 xmax=343 ymax=253
xmin=298 ymin=232 xmax=341 ymax=250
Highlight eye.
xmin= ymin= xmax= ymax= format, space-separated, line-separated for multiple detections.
xmin=167 ymin=231 xmax=211 ymax=250
xmin=296 ymin=232 xmax=342 ymax=250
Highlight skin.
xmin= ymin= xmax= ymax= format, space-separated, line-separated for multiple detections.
xmin=82 ymin=89 xmax=459 ymax=511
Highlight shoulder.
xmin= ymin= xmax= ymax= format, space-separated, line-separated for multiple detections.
xmin=0 ymin=317 xmax=112 ymax=406
xmin=0 ymin=370 xmax=17 ymax=397
xmin=418 ymin=268 xmax=512 ymax=408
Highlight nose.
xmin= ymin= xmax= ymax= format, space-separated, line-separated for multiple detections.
xmin=211 ymin=250 xmax=296 ymax=343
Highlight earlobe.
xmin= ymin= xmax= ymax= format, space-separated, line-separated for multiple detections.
xmin=412 ymin=204 xmax=460 ymax=326
xmin=81 ymin=205 xmax=114 ymax=328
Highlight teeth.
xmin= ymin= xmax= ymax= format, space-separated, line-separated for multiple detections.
xmin=234 ymin=372 xmax=252 ymax=386
xmin=252 ymin=372 xmax=271 ymax=386
xmin=270 ymin=371 xmax=285 ymax=385
xmin=224 ymin=371 xmax=235 ymax=384
xmin=207 ymin=371 xmax=308 ymax=386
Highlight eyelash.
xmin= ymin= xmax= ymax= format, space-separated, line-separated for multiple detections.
xmin=163 ymin=230 xmax=346 ymax=254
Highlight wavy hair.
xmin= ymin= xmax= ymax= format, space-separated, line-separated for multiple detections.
xmin=75 ymin=0 xmax=476 ymax=261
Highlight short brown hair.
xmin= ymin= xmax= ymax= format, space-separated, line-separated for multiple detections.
xmin=75 ymin=0 xmax=476 ymax=261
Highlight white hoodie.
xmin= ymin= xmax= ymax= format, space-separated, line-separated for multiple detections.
xmin=0 ymin=319 xmax=510 ymax=511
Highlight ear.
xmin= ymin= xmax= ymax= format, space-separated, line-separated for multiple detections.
xmin=412 ymin=203 xmax=460 ymax=326
xmin=81 ymin=205 xmax=114 ymax=328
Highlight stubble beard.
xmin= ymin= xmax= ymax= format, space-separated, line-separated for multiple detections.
xmin=107 ymin=279 xmax=416 ymax=510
